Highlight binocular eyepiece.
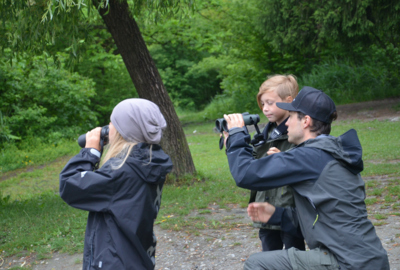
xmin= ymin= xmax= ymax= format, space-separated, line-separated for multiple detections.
xmin=78 ymin=125 xmax=110 ymax=148
xmin=215 ymin=112 xmax=260 ymax=133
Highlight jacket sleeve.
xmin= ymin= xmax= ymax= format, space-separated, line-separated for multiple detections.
xmin=267 ymin=207 xmax=303 ymax=239
xmin=59 ymin=148 xmax=115 ymax=212
xmin=226 ymin=131 xmax=325 ymax=190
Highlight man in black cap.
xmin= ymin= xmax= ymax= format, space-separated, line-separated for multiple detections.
xmin=224 ymin=87 xmax=389 ymax=270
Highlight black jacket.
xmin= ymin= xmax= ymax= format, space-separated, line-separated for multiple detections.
xmin=59 ymin=143 xmax=173 ymax=270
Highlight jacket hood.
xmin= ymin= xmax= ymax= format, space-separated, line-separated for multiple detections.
xmin=302 ymin=129 xmax=364 ymax=174
xmin=126 ymin=143 xmax=173 ymax=184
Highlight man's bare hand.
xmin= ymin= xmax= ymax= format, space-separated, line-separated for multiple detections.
xmin=267 ymin=147 xmax=281 ymax=155
xmin=224 ymin=113 xmax=245 ymax=130
xmin=247 ymin=202 xmax=276 ymax=223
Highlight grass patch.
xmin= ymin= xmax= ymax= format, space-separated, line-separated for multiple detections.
xmin=373 ymin=221 xmax=387 ymax=226
xmin=384 ymin=195 xmax=397 ymax=203
xmin=365 ymin=198 xmax=378 ymax=205
xmin=374 ymin=214 xmax=387 ymax=220
xmin=176 ymin=107 xmax=213 ymax=126
xmin=365 ymin=180 xmax=378 ymax=188
xmin=370 ymin=188 xmax=384 ymax=196
xmin=0 ymin=139 xmax=80 ymax=174
xmin=0 ymin=192 xmax=86 ymax=258
xmin=331 ymin=120 xmax=400 ymax=178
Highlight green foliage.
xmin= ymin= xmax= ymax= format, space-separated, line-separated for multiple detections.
xmin=1 ymin=0 xmax=196 ymax=63
xmin=139 ymin=11 xmax=224 ymax=110
xmin=258 ymin=0 xmax=400 ymax=58
xmin=0 ymin=0 xmax=96 ymax=64
xmin=299 ymin=57 xmax=400 ymax=104
xmin=0 ymin=110 xmax=21 ymax=143
xmin=0 ymin=53 xmax=97 ymax=144
xmin=74 ymin=31 xmax=138 ymax=124
xmin=139 ymin=0 xmax=305 ymax=112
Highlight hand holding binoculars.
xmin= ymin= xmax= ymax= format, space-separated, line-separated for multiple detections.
xmin=215 ymin=113 xmax=263 ymax=150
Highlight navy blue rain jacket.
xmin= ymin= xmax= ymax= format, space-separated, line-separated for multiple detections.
xmin=59 ymin=143 xmax=173 ymax=270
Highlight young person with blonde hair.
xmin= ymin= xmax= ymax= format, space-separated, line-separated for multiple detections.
xmin=250 ymin=75 xmax=305 ymax=252
xmin=60 ymin=98 xmax=173 ymax=270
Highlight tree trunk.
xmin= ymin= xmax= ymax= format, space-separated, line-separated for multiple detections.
xmin=96 ymin=0 xmax=196 ymax=178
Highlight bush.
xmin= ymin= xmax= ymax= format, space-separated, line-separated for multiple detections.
xmin=201 ymin=56 xmax=274 ymax=120
xmin=299 ymin=56 xmax=400 ymax=104
xmin=0 ymin=54 xmax=97 ymax=145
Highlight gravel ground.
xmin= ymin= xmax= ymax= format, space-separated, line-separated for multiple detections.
xmin=153 ymin=203 xmax=400 ymax=270
xmin=2 ymin=199 xmax=399 ymax=270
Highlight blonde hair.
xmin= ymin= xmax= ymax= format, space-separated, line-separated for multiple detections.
xmin=257 ymin=74 xmax=299 ymax=110
xmin=100 ymin=132 xmax=138 ymax=170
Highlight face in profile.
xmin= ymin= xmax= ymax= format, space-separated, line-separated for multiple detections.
xmin=259 ymin=91 xmax=291 ymax=125
xmin=286 ymin=111 xmax=304 ymax=145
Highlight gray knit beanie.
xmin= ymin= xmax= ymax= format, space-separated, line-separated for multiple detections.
xmin=110 ymin=98 xmax=167 ymax=144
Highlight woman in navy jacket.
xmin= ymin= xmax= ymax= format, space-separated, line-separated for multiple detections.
xmin=60 ymin=98 xmax=173 ymax=270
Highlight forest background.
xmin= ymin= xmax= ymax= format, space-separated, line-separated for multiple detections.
xmin=1 ymin=0 xmax=400 ymax=172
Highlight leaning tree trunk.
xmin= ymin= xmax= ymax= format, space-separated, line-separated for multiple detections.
xmin=96 ymin=0 xmax=196 ymax=178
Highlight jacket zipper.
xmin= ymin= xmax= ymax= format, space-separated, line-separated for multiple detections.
xmin=306 ymin=196 xmax=319 ymax=229
xmin=88 ymin=233 xmax=95 ymax=270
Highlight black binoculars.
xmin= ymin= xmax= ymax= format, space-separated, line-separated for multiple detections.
xmin=215 ymin=112 xmax=260 ymax=133
xmin=78 ymin=125 xmax=110 ymax=148
xmin=216 ymin=113 xmax=263 ymax=150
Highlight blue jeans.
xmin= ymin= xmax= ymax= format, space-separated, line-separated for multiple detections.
xmin=259 ymin=228 xmax=305 ymax=251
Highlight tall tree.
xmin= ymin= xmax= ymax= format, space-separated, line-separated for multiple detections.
xmin=1 ymin=0 xmax=196 ymax=178
xmin=95 ymin=0 xmax=195 ymax=177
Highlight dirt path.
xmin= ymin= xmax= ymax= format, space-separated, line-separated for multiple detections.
xmin=1 ymin=98 xmax=400 ymax=270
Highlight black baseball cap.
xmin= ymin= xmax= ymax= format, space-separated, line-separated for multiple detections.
xmin=276 ymin=86 xmax=336 ymax=123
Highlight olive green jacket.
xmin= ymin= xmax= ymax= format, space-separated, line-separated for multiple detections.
xmin=249 ymin=122 xmax=296 ymax=230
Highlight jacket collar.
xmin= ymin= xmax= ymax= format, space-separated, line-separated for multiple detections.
xmin=263 ymin=117 xmax=289 ymax=140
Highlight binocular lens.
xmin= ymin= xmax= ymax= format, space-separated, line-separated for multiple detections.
xmin=77 ymin=125 xmax=110 ymax=148
xmin=215 ymin=118 xmax=228 ymax=133
xmin=215 ymin=113 xmax=260 ymax=133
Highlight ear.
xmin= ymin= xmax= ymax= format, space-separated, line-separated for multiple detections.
xmin=284 ymin=96 xmax=293 ymax=103
xmin=303 ymin=115 xmax=313 ymax=128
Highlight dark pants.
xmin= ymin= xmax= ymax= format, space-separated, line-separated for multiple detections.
xmin=259 ymin=228 xmax=305 ymax=251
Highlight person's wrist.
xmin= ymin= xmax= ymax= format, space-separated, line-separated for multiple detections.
xmin=85 ymin=142 xmax=101 ymax=151
xmin=228 ymin=127 xmax=244 ymax=136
